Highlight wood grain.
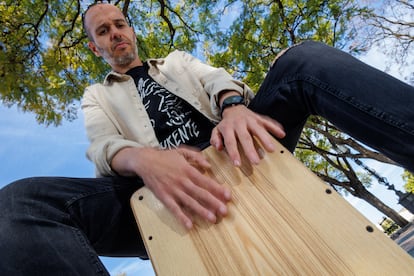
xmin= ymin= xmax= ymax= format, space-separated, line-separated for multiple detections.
xmin=131 ymin=140 xmax=414 ymax=275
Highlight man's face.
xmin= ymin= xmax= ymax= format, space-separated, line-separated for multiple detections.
xmin=84 ymin=4 xmax=139 ymax=70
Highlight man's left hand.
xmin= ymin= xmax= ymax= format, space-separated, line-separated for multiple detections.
xmin=210 ymin=105 xmax=286 ymax=166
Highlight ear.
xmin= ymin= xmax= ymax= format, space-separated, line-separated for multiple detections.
xmin=88 ymin=41 xmax=101 ymax=57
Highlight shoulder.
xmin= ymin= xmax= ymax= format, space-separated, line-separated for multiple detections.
xmin=82 ymin=83 xmax=103 ymax=107
xmin=165 ymin=50 xmax=198 ymax=63
xmin=84 ymin=83 xmax=104 ymax=96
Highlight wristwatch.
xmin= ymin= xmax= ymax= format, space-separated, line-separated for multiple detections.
xmin=220 ymin=95 xmax=245 ymax=116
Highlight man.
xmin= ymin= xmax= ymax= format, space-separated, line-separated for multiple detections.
xmin=0 ymin=2 xmax=413 ymax=275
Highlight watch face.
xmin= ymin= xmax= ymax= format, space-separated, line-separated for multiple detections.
xmin=221 ymin=95 xmax=245 ymax=116
xmin=223 ymin=95 xmax=244 ymax=105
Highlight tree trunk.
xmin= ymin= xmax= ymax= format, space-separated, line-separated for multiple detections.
xmin=356 ymin=187 xmax=409 ymax=227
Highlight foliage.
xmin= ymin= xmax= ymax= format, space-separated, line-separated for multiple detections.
xmin=403 ymin=171 xmax=414 ymax=193
xmin=208 ymin=0 xmax=368 ymax=91
xmin=379 ymin=217 xmax=400 ymax=236
xmin=0 ymin=0 xmax=370 ymax=122
xmin=1 ymin=0 xmax=89 ymax=125
xmin=0 ymin=0 xmax=222 ymax=125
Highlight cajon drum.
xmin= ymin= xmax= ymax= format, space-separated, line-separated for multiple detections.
xmin=131 ymin=140 xmax=414 ymax=275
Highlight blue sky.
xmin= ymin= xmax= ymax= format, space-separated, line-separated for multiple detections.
xmin=0 ymin=105 xmax=155 ymax=275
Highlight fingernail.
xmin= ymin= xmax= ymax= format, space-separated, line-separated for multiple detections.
xmin=219 ymin=205 xmax=227 ymax=215
xmin=185 ymin=220 xmax=193 ymax=229
xmin=208 ymin=212 xmax=216 ymax=222
xmin=234 ymin=160 xmax=241 ymax=166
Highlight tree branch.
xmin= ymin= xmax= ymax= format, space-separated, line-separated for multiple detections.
xmin=158 ymin=0 xmax=176 ymax=47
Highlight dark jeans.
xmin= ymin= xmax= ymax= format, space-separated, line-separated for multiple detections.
xmin=0 ymin=177 xmax=146 ymax=275
xmin=1 ymin=41 xmax=413 ymax=275
xmin=250 ymin=41 xmax=414 ymax=172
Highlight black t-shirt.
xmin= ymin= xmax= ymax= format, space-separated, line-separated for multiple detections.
xmin=126 ymin=63 xmax=215 ymax=150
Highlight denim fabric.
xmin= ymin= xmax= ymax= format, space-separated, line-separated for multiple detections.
xmin=1 ymin=41 xmax=413 ymax=275
xmin=0 ymin=176 xmax=146 ymax=275
xmin=249 ymin=41 xmax=414 ymax=172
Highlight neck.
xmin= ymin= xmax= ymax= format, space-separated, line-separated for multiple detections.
xmin=112 ymin=58 xmax=143 ymax=74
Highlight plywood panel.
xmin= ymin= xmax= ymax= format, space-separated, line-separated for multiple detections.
xmin=131 ymin=140 xmax=414 ymax=275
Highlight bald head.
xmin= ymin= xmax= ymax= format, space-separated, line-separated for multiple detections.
xmin=82 ymin=3 xmax=142 ymax=72
xmin=83 ymin=3 xmax=127 ymax=41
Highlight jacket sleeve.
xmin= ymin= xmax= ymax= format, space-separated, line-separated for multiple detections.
xmin=173 ymin=51 xmax=255 ymax=117
xmin=81 ymin=84 xmax=143 ymax=177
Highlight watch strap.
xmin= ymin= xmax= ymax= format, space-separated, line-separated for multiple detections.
xmin=220 ymin=95 xmax=245 ymax=116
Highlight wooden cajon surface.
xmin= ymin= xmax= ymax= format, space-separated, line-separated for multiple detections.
xmin=131 ymin=140 xmax=414 ymax=275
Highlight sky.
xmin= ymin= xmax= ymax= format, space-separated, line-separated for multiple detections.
xmin=0 ymin=105 xmax=155 ymax=275
xmin=0 ymin=47 xmax=412 ymax=275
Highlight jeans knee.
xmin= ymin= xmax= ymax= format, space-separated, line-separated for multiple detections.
xmin=272 ymin=41 xmax=327 ymax=69
xmin=2 ymin=176 xmax=42 ymax=192
xmin=0 ymin=177 xmax=50 ymax=210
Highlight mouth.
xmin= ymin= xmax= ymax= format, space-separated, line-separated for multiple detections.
xmin=113 ymin=41 xmax=129 ymax=50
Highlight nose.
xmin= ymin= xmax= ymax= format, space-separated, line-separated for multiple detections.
xmin=109 ymin=25 xmax=122 ymax=41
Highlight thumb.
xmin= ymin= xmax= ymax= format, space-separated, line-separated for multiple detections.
xmin=210 ymin=127 xmax=224 ymax=151
xmin=177 ymin=147 xmax=211 ymax=169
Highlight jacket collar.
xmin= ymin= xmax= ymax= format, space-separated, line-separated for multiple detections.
xmin=103 ymin=71 xmax=131 ymax=85
xmin=103 ymin=57 xmax=166 ymax=85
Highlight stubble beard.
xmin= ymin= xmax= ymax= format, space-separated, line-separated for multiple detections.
xmin=100 ymin=44 xmax=139 ymax=67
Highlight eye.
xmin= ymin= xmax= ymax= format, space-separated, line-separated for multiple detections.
xmin=97 ymin=28 xmax=108 ymax=36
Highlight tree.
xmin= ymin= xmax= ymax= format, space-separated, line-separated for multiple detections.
xmin=356 ymin=0 xmax=414 ymax=84
xmin=208 ymin=0 xmax=368 ymax=89
xmin=0 ymin=0 xmax=222 ymax=125
xmin=1 ymin=0 xmax=411 ymax=226
xmin=1 ymin=0 xmax=89 ymax=125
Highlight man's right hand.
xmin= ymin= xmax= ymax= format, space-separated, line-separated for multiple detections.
xmin=111 ymin=146 xmax=232 ymax=229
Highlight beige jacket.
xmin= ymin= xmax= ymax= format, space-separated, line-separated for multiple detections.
xmin=81 ymin=50 xmax=255 ymax=176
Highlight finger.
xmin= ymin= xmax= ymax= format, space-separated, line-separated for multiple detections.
xmin=217 ymin=125 xmax=242 ymax=166
xmin=166 ymin=177 xmax=220 ymax=225
xmin=178 ymin=148 xmax=211 ymax=169
xmin=253 ymin=117 xmax=286 ymax=152
xmin=235 ymin=127 xmax=261 ymax=165
xmin=185 ymin=165 xmax=232 ymax=202
xmin=179 ymin=189 xmax=218 ymax=224
xmin=263 ymin=117 xmax=286 ymax=139
xmin=247 ymin=121 xmax=277 ymax=153
xmin=210 ymin=127 xmax=224 ymax=151
xmin=182 ymin=152 xmax=232 ymax=203
xmin=161 ymin=194 xmax=194 ymax=229
xmin=183 ymin=174 xmax=230 ymax=216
